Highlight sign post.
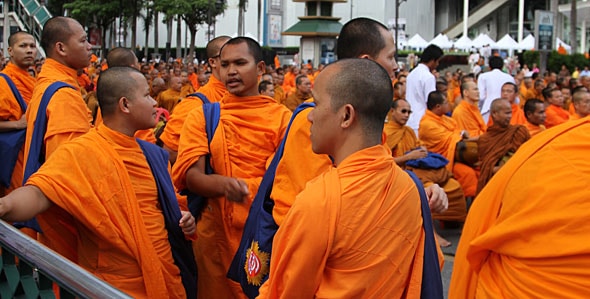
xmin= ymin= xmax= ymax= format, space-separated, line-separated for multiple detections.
xmin=534 ymin=10 xmax=554 ymax=75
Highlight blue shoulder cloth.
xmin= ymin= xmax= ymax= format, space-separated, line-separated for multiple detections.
xmin=0 ymin=73 xmax=27 ymax=188
xmin=15 ymin=82 xmax=74 ymax=232
xmin=227 ymin=102 xmax=315 ymax=298
xmin=137 ymin=140 xmax=198 ymax=299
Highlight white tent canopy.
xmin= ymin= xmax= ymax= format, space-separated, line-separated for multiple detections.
xmin=518 ymin=34 xmax=535 ymax=50
xmin=453 ymin=35 xmax=472 ymax=50
xmin=494 ymin=34 xmax=519 ymax=50
xmin=406 ymin=34 xmax=429 ymax=49
xmin=429 ymin=33 xmax=453 ymax=49
xmin=471 ymin=33 xmax=496 ymax=48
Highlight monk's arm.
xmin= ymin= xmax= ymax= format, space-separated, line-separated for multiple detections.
xmin=0 ymin=186 xmax=52 ymax=222
xmin=185 ymin=156 xmax=249 ymax=202
xmin=0 ymin=115 xmax=26 ymax=132
xmin=162 ymin=144 xmax=178 ymax=165
xmin=393 ymin=148 xmax=428 ymax=165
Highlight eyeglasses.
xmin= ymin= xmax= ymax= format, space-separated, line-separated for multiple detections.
xmin=399 ymin=109 xmax=412 ymax=114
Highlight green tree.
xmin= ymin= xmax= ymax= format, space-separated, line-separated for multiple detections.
xmin=155 ymin=0 xmax=226 ymax=60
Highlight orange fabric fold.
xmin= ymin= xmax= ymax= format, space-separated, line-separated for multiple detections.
xmin=544 ymin=104 xmax=570 ymax=128
xmin=0 ymin=63 xmax=36 ymax=193
xmin=27 ymin=125 xmax=185 ymax=298
xmin=384 ymin=120 xmax=419 ymax=156
xmin=157 ymin=89 xmax=182 ymax=113
xmin=172 ymin=93 xmax=291 ymax=298
xmin=283 ymin=92 xmax=309 ymax=111
xmin=452 ymin=101 xmax=487 ymax=137
xmin=259 ymin=145 xmax=425 ymax=298
xmin=524 ymin=121 xmax=546 ymax=137
xmin=273 ymin=85 xmax=286 ymax=104
xmin=180 ymin=83 xmax=195 ymax=98
xmin=159 ymin=74 xmax=227 ymax=151
xmin=134 ymin=128 xmax=157 ymax=143
xmin=450 ymin=117 xmax=590 ymax=298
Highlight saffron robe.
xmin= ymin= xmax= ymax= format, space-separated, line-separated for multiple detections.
xmin=452 ymin=101 xmax=487 ymax=137
xmin=476 ymin=124 xmax=530 ymax=194
xmin=544 ymin=104 xmax=570 ymax=128
xmin=27 ymin=125 xmax=186 ymax=298
xmin=180 ymin=83 xmax=195 ymax=98
xmin=23 ymin=58 xmax=92 ymax=261
xmin=487 ymin=103 xmax=527 ymax=127
xmin=283 ymin=92 xmax=309 ymax=111
xmin=273 ymin=85 xmax=286 ymax=104
xmin=259 ymin=145 xmax=426 ymax=298
xmin=159 ymin=74 xmax=227 ymax=152
xmin=449 ymin=117 xmax=590 ymax=298
xmin=419 ymin=110 xmax=478 ymax=197
xmin=385 ymin=120 xmax=466 ymax=222
xmin=524 ymin=121 xmax=546 ymax=137
xmin=172 ymin=93 xmax=291 ymax=299
xmin=157 ymin=88 xmax=182 ymax=114
xmin=0 ymin=63 xmax=36 ymax=194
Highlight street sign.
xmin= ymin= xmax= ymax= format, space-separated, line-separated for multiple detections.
xmin=534 ymin=10 xmax=554 ymax=51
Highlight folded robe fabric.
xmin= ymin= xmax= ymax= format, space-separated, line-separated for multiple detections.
xmin=450 ymin=117 xmax=590 ymax=298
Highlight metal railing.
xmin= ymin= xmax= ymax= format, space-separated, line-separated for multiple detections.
xmin=0 ymin=219 xmax=131 ymax=299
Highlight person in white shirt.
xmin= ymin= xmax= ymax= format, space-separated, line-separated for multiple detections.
xmin=477 ymin=56 xmax=515 ymax=123
xmin=405 ymin=44 xmax=444 ymax=136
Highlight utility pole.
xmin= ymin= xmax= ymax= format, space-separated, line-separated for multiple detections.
xmin=394 ymin=0 xmax=406 ymax=61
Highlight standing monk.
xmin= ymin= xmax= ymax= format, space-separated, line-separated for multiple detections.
xmin=476 ymin=99 xmax=529 ymax=194
xmin=159 ymin=36 xmax=230 ymax=164
xmin=452 ymin=81 xmax=486 ymax=138
xmin=0 ymin=67 xmax=196 ymax=298
xmin=172 ymin=37 xmax=291 ymax=299
xmin=22 ymin=16 xmax=93 ymax=261
xmin=0 ymin=32 xmax=37 ymax=196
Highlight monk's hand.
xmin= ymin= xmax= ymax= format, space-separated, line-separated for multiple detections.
xmin=14 ymin=115 xmax=27 ymax=130
xmin=225 ymin=177 xmax=250 ymax=203
xmin=424 ymin=184 xmax=448 ymax=214
xmin=408 ymin=148 xmax=428 ymax=160
xmin=179 ymin=210 xmax=196 ymax=235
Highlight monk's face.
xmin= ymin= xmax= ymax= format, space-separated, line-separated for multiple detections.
xmin=297 ymin=77 xmax=312 ymax=96
xmin=547 ymin=89 xmax=564 ymax=107
xmin=220 ymin=42 xmax=265 ymax=97
xmin=8 ymin=33 xmax=37 ymax=69
xmin=62 ymin=19 xmax=92 ymax=70
xmin=573 ymin=91 xmax=590 ymax=117
xmin=391 ymin=100 xmax=412 ymax=126
xmin=464 ymin=82 xmax=479 ymax=103
xmin=170 ymin=77 xmax=182 ymax=92
xmin=128 ymin=72 xmax=158 ymax=129
xmin=501 ymin=84 xmax=517 ymax=104
xmin=308 ymin=67 xmax=339 ymax=156
xmin=261 ymin=84 xmax=275 ymax=98
xmin=527 ymin=103 xmax=546 ymax=125
xmin=491 ymin=100 xmax=512 ymax=128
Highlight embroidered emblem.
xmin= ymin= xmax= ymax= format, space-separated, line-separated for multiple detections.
xmin=244 ymin=241 xmax=270 ymax=286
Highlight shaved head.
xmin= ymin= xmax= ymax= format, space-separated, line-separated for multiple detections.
xmin=41 ymin=17 xmax=75 ymax=54
xmin=97 ymin=67 xmax=143 ymax=117
xmin=206 ymin=35 xmax=231 ymax=59
xmin=337 ymin=17 xmax=388 ymax=59
xmin=8 ymin=31 xmax=33 ymax=47
xmin=107 ymin=48 xmax=139 ymax=69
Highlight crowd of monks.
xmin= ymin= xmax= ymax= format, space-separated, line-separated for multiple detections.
xmin=1 ymin=14 xmax=590 ymax=298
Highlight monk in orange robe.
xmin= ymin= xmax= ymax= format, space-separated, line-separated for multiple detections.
xmin=488 ymin=82 xmax=527 ymax=126
xmin=159 ymin=36 xmax=230 ymax=164
xmin=283 ymin=74 xmax=312 ymax=111
xmin=449 ymin=117 xmax=590 ymax=298
xmin=0 ymin=32 xmax=37 ymax=196
xmin=282 ymin=66 xmax=297 ymax=95
xmin=570 ymin=89 xmax=590 ymax=120
xmin=187 ymin=64 xmax=199 ymax=90
xmin=23 ymin=17 xmax=93 ymax=261
xmin=523 ymin=98 xmax=547 ymax=137
xmin=420 ymin=91 xmax=479 ymax=198
xmin=453 ymin=81 xmax=486 ymax=138
xmin=157 ymin=76 xmax=182 ymax=113
xmin=180 ymin=70 xmax=195 ymax=98
xmin=272 ymin=73 xmax=286 ymax=104
xmin=521 ymin=79 xmax=545 ymax=105
xmin=0 ymin=67 xmax=195 ymax=298
xmin=477 ymin=99 xmax=530 ymax=194
xmin=259 ymin=57 xmax=431 ymax=299
xmin=543 ymin=87 xmax=570 ymax=128
xmin=172 ymin=37 xmax=291 ymax=299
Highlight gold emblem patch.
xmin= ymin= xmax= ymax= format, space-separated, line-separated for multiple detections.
xmin=244 ymin=241 xmax=270 ymax=286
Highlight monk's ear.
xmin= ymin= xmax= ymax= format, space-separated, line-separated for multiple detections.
xmin=55 ymin=42 xmax=67 ymax=57
xmin=119 ymin=97 xmax=131 ymax=114
xmin=340 ymin=104 xmax=356 ymax=129
xmin=256 ymin=61 xmax=266 ymax=76
xmin=358 ymin=54 xmax=372 ymax=60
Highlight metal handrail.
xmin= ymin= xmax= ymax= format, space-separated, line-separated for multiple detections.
xmin=0 ymin=219 xmax=131 ymax=299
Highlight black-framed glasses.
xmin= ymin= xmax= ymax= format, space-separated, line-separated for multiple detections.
xmin=400 ymin=109 xmax=412 ymax=114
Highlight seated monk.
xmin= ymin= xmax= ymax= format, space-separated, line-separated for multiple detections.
xmin=477 ymin=99 xmax=530 ymax=194
xmin=488 ymin=82 xmax=526 ymax=126
xmin=419 ymin=91 xmax=479 ymax=199
xmin=385 ymin=99 xmax=466 ymax=247
xmin=523 ymin=98 xmax=547 ymax=137
xmin=179 ymin=70 xmax=195 ymax=98
xmin=452 ymin=81 xmax=486 ymax=138
xmin=570 ymin=89 xmax=590 ymax=120
xmin=543 ymin=87 xmax=570 ymax=128
xmin=157 ymin=76 xmax=182 ymax=113
xmin=283 ymin=74 xmax=312 ymax=111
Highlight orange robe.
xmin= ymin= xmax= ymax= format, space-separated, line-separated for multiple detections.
xmin=23 ymin=58 xmax=92 ymax=261
xmin=134 ymin=128 xmax=157 ymax=143
xmin=523 ymin=121 xmax=546 ymax=137
xmin=385 ymin=120 xmax=466 ymax=222
xmin=273 ymin=85 xmax=286 ymax=105
xmin=159 ymin=75 xmax=227 ymax=152
xmin=283 ymin=92 xmax=309 ymax=111
xmin=521 ymin=89 xmax=542 ymax=105
xmin=259 ymin=145 xmax=425 ymax=298
xmin=180 ymin=83 xmax=195 ymax=98
xmin=487 ymin=103 xmax=527 ymax=127
xmin=0 ymin=63 xmax=36 ymax=194
xmin=188 ymin=73 xmax=199 ymax=90
xmin=544 ymin=104 xmax=570 ymax=128
xmin=27 ymin=125 xmax=185 ymax=298
xmin=172 ymin=93 xmax=291 ymax=299
xmin=157 ymin=88 xmax=182 ymax=114
xmin=476 ymin=124 xmax=530 ymax=194
xmin=419 ymin=110 xmax=478 ymax=197
xmin=452 ymin=101 xmax=486 ymax=137
xmin=447 ymin=81 xmax=460 ymax=106
xmin=449 ymin=117 xmax=590 ymax=298
xmin=282 ymin=72 xmax=296 ymax=95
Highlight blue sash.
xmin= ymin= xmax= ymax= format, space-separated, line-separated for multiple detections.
xmin=15 ymin=82 xmax=75 ymax=232
xmin=227 ymin=102 xmax=315 ymax=298
xmin=137 ymin=139 xmax=198 ymax=299
xmin=405 ymin=170 xmax=444 ymax=299
xmin=0 ymin=73 xmax=27 ymax=188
